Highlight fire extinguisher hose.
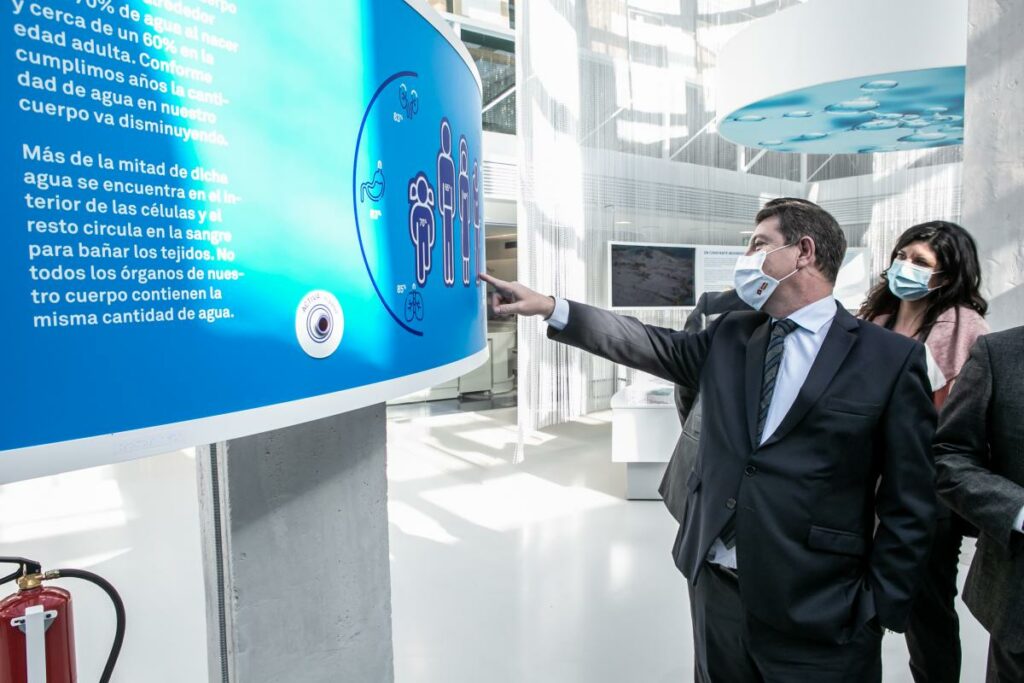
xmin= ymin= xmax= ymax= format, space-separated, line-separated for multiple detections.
xmin=48 ymin=568 xmax=126 ymax=683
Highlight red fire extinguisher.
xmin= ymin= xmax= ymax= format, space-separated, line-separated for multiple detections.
xmin=0 ymin=557 xmax=125 ymax=683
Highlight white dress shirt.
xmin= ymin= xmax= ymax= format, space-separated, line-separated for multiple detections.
xmin=546 ymin=295 xmax=839 ymax=569
xmin=547 ymin=297 xmax=570 ymax=330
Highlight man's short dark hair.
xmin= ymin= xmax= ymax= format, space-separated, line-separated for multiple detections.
xmin=762 ymin=196 xmax=816 ymax=209
xmin=755 ymin=200 xmax=847 ymax=283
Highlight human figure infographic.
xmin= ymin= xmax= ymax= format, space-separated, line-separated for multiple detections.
xmin=458 ymin=135 xmax=471 ymax=286
xmin=472 ymin=158 xmax=481 ymax=286
xmin=408 ymin=172 xmax=436 ymax=287
xmin=436 ymin=118 xmax=456 ymax=287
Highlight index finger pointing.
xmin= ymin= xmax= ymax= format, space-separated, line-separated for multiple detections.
xmin=478 ymin=272 xmax=506 ymax=289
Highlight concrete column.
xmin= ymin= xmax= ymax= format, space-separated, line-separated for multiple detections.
xmin=197 ymin=405 xmax=394 ymax=683
xmin=963 ymin=0 xmax=1024 ymax=332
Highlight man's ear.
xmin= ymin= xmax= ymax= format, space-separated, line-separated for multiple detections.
xmin=797 ymin=236 xmax=817 ymax=269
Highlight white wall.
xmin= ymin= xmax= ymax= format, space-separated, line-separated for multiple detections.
xmin=0 ymin=451 xmax=207 ymax=683
xmin=962 ymin=0 xmax=1024 ymax=332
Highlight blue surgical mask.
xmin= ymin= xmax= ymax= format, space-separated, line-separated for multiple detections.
xmin=733 ymin=244 xmax=798 ymax=311
xmin=887 ymin=259 xmax=941 ymax=301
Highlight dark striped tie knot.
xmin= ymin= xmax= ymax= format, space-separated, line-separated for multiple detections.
xmin=772 ymin=318 xmax=798 ymax=336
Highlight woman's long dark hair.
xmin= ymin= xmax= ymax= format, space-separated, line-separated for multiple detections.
xmin=858 ymin=221 xmax=988 ymax=341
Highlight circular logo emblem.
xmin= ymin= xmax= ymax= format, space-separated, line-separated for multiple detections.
xmin=295 ymin=290 xmax=344 ymax=358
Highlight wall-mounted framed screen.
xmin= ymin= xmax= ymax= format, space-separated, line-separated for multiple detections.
xmin=608 ymin=242 xmax=698 ymax=309
xmin=607 ymin=241 xmax=873 ymax=312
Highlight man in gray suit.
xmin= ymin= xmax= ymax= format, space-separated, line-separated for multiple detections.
xmin=661 ymin=289 xmax=748 ymax=683
xmin=661 ymin=289 xmax=748 ymax=523
xmin=935 ymin=325 xmax=1024 ymax=682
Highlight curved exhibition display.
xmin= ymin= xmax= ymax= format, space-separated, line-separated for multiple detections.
xmin=716 ymin=0 xmax=967 ymax=154
xmin=0 ymin=0 xmax=486 ymax=481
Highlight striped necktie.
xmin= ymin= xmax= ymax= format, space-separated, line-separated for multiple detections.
xmin=720 ymin=318 xmax=799 ymax=550
xmin=756 ymin=318 xmax=799 ymax=443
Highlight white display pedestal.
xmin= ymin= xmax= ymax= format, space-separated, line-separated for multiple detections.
xmin=610 ymin=384 xmax=681 ymax=500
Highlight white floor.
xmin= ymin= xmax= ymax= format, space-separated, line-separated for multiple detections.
xmin=387 ymin=405 xmax=991 ymax=683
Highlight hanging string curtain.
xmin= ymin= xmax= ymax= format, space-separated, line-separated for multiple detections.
xmin=515 ymin=0 xmax=962 ymax=437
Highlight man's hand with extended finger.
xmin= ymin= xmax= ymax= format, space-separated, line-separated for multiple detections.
xmin=478 ymin=273 xmax=556 ymax=319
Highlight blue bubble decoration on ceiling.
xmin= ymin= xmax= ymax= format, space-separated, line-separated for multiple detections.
xmin=717 ymin=66 xmax=964 ymax=154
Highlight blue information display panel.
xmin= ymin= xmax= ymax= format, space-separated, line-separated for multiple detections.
xmin=1 ymin=0 xmax=486 ymax=480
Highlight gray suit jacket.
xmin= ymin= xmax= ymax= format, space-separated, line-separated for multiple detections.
xmin=660 ymin=290 xmax=749 ymax=524
xmin=935 ymin=326 xmax=1024 ymax=650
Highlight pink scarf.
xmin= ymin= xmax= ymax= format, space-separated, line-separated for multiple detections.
xmin=870 ymin=306 xmax=989 ymax=406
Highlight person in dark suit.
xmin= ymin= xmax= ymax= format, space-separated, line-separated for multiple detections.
xmin=661 ymin=288 xmax=748 ymax=523
xmin=934 ymin=326 xmax=1024 ymax=683
xmin=480 ymin=200 xmax=937 ymax=682
xmin=663 ymin=289 xmax=749 ymax=683
xmin=663 ymin=197 xmax=814 ymax=526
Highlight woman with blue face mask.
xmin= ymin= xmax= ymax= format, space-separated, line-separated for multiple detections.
xmin=860 ymin=221 xmax=989 ymax=405
xmin=859 ymin=220 xmax=989 ymax=683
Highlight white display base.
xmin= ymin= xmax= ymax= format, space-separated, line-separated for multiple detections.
xmin=626 ymin=462 xmax=670 ymax=501
xmin=610 ymin=383 xmax=681 ymax=500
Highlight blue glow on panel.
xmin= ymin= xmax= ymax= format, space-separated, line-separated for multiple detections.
xmin=719 ymin=67 xmax=965 ymax=153
xmin=0 ymin=0 xmax=485 ymax=454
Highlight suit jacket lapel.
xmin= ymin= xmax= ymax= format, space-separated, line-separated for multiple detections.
xmin=745 ymin=317 xmax=772 ymax=451
xmin=761 ymin=305 xmax=859 ymax=448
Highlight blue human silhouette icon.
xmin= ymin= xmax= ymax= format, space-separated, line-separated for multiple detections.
xmin=404 ymin=290 xmax=425 ymax=322
xmin=360 ymin=160 xmax=385 ymax=203
xmin=458 ymin=136 xmax=471 ymax=286
xmin=408 ymin=172 xmax=436 ymax=287
xmin=472 ymin=158 xmax=481 ymax=285
xmin=436 ymin=118 xmax=456 ymax=287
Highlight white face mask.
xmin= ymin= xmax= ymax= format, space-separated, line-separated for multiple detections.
xmin=733 ymin=244 xmax=799 ymax=311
